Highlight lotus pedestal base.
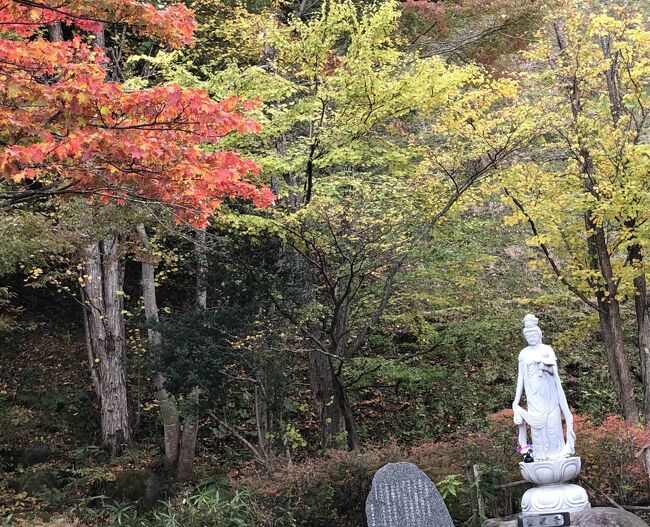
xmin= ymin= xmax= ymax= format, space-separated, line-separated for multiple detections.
xmin=519 ymin=457 xmax=590 ymax=516
xmin=521 ymin=483 xmax=590 ymax=515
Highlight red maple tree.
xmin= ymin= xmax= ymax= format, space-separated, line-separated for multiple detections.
xmin=0 ymin=0 xmax=274 ymax=225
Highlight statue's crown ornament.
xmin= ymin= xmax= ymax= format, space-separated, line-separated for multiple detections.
xmin=522 ymin=313 xmax=539 ymax=329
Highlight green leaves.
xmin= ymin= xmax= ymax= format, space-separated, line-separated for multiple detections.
xmin=436 ymin=474 xmax=466 ymax=500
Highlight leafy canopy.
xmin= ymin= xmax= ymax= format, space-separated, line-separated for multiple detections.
xmin=0 ymin=0 xmax=274 ymax=225
xmin=502 ymin=2 xmax=650 ymax=301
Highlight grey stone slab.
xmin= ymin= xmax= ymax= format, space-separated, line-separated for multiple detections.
xmin=482 ymin=507 xmax=650 ymax=527
xmin=365 ymin=462 xmax=454 ymax=527
xmin=572 ymin=507 xmax=649 ymax=526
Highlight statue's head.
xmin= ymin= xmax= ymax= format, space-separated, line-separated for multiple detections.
xmin=522 ymin=313 xmax=542 ymax=346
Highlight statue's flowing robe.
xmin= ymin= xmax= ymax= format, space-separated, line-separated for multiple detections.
xmin=514 ymin=345 xmax=566 ymax=460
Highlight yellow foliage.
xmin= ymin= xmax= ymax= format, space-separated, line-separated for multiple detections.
xmin=504 ymin=1 xmax=650 ymax=301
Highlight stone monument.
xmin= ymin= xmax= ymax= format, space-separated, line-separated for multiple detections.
xmin=365 ymin=462 xmax=454 ymax=527
xmin=512 ymin=314 xmax=590 ymax=517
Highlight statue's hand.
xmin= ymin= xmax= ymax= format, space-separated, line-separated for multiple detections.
xmin=512 ymin=404 xmax=523 ymax=425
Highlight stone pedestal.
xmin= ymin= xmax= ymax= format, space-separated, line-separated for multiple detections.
xmin=519 ymin=457 xmax=590 ymax=515
xmin=521 ymin=484 xmax=590 ymax=515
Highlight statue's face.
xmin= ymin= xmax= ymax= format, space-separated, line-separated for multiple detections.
xmin=524 ymin=329 xmax=541 ymax=346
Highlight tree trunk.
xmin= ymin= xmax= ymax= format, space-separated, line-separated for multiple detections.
xmin=332 ymin=366 xmax=360 ymax=450
xmin=170 ymin=229 xmax=208 ymax=480
xmin=153 ymin=373 xmax=180 ymax=472
xmin=329 ymin=289 xmax=360 ymax=450
xmin=48 ymin=21 xmax=63 ymax=42
xmin=195 ymin=228 xmax=207 ymax=310
xmin=586 ymin=218 xmax=639 ymax=422
xmin=82 ymin=238 xmax=131 ymax=457
xmin=176 ymin=387 xmax=199 ymax=482
xmin=305 ymin=267 xmax=361 ymax=450
xmin=308 ymin=349 xmax=345 ymax=449
xmin=135 ymin=224 xmax=181 ymax=471
xmin=136 ymin=225 xmax=203 ymax=478
xmin=67 ymin=23 xmax=131 ymax=458
xmin=135 ymin=224 xmax=160 ymax=347
xmin=253 ymin=303 xmax=290 ymax=460
xmin=626 ymin=248 xmax=650 ymax=484
xmin=254 ymin=382 xmax=269 ymax=456
xmin=629 ymin=247 xmax=650 ymax=422
xmin=597 ymin=302 xmax=639 ymax=422
xmin=553 ymin=22 xmax=638 ymax=423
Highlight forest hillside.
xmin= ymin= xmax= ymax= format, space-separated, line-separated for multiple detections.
xmin=1 ymin=0 xmax=650 ymax=525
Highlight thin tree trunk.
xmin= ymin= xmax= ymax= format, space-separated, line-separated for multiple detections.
xmin=636 ymin=290 xmax=650 ymax=420
xmin=632 ymin=272 xmax=650 ymax=486
xmin=136 ymin=224 xmax=202 ymax=478
xmin=253 ymin=303 xmax=289 ymax=459
xmin=48 ymin=21 xmax=63 ymax=42
xmin=332 ymin=366 xmax=360 ymax=450
xmin=254 ymin=382 xmax=269 ymax=458
xmin=135 ymin=224 xmax=181 ymax=471
xmin=600 ymin=30 xmax=647 ymax=425
xmin=135 ymin=224 xmax=160 ymax=347
xmin=171 ymin=229 xmax=207 ymax=480
xmin=154 ymin=374 xmax=180 ymax=471
xmin=329 ymin=288 xmax=360 ymax=450
xmin=94 ymin=24 xmax=106 ymax=50
xmin=629 ymin=244 xmax=650 ymax=423
xmin=553 ymin=21 xmax=638 ymax=422
xmin=195 ymin=228 xmax=207 ymax=310
xmin=474 ymin=464 xmax=487 ymax=521
xmin=83 ymin=238 xmax=131 ymax=457
xmin=627 ymin=247 xmax=650 ymax=484
xmin=176 ymin=386 xmax=199 ymax=482
xmin=468 ymin=464 xmax=481 ymax=527
xmin=81 ymin=286 xmax=101 ymax=397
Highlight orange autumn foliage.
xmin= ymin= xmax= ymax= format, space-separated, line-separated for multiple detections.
xmin=0 ymin=0 xmax=274 ymax=225
xmin=576 ymin=414 xmax=650 ymax=503
xmin=0 ymin=0 xmax=196 ymax=46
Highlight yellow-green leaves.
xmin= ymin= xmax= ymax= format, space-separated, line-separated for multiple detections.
xmin=504 ymin=2 xmax=650 ymax=301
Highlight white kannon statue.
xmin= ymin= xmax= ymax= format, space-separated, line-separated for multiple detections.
xmin=513 ymin=314 xmax=575 ymax=461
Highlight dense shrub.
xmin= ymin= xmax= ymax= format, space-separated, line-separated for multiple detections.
xmin=245 ymin=441 xmax=491 ymax=526
xmin=576 ymin=414 xmax=650 ymax=505
xmin=248 ymin=448 xmax=402 ymax=527
xmin=241 ymin=411 xmax=650 ymax=525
